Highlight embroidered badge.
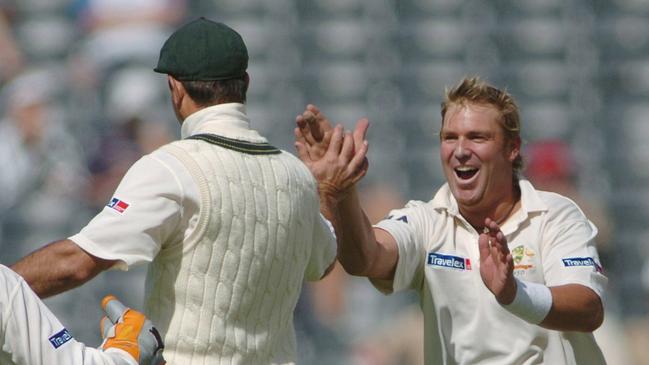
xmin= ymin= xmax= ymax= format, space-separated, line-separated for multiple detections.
xmin=107 ymin=197 xmax=130 ymax=213
xmin=512 ymin=245 xmax=536 ymax=271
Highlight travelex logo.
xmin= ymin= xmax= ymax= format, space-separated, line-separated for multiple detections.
xmin=427 ymin=252 xmax=472 ymax=271
xmin=49 ymin=328 xmax=73 ymax=349
xmin=562 ymin=257 xmax=603 ymax=273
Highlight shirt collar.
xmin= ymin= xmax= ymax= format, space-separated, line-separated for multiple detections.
xmin=180 ymin=103 xmax=267 ymax=143
xmin=431 ymin=179 xmax=548 ymax=230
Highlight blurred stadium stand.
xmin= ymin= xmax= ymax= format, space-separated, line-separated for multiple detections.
xmin=0 ymin=0 xmax=647 ymax=363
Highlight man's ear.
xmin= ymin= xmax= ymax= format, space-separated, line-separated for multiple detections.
xmin=168 ymin=76 xmax=185 ymax=106
xmin=508 ymin=136 xmax=521 ymax=162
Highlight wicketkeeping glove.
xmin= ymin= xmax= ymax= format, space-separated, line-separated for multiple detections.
xmin=100 ymin=295 xmax=166 ymax=365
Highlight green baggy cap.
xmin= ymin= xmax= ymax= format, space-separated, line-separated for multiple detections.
xmin=154 ymin=17 xmax=248 ymax=81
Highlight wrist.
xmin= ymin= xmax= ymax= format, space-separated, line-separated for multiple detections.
xmin=501 ymin=278 xmax=553 ymax=324
xmin=496 ymin=278 xmax=518 ymax=305
xmin=318 ymin=181 xmax=349 ymax=203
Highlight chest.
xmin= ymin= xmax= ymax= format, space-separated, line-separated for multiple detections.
xmin=422 ymin=219 xmax=546 ymax=302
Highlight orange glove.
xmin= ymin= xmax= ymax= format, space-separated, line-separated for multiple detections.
xmin=100 ymin=295 xmax=165 ymax=365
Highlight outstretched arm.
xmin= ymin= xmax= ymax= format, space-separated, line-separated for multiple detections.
xmin=11 ymin=239 xmax=116 ymax=298
xmin=295 ymin=106 xmax=398 ymax=279
xmin=0 ymin=265 xmax=164 ymax=365
xmin=479 ymin=218 xmax=603 ymax=332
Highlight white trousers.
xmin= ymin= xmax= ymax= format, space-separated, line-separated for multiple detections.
xmin=0 ymin=265 xmax=134 ymax=365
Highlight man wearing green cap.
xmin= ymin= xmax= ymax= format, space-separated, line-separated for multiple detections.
xmin=11 ymin=17 xmax=339 ymax=364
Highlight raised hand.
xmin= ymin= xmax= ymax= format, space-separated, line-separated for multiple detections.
xmin=296 ymin=122 xmax=369 ymax=202
xmin=295 ymin=105 xmax=370 ymax=201
xmin=295 ymin=104 xmax=333 ymax=161
xmin=295 ymin=104 xmax=369 ymax=167
xmin=478 ymin=218 xmax=517 ymax=304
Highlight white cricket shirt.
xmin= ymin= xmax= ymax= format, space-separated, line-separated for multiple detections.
xmin=70 ymin=103 xmax=335 ymax=275
xmin=373 ymin=180 xmax=607 ymax=365
xmin=70 ymin=103 xmax=336 ymax=364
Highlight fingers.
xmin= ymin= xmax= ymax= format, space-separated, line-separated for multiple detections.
xmin=294 ymin=122 xmax=307 ymax=144
xmin=352 ymin=118 xmax=370 ymax=149
xmin=480 ymin=218 xmax=511 ymax=261
xmin=348 ymin=140 xmax=368 ymax=178
xmin=483 ymin=218 xmax=507 ymax=242
xmin=296 ymin=104 xmax=332 ymax=145
xmin=340 ymin=131 xmax=354 ymax=161
xmin=326 ymin=124 xmax=345 ymax=158
xmin=295 ymin=113 xmax=317 ymax=146
xmin=328 ymin=123 xmax=369 ymax=185
xmin=478 ymin=232 xmax=491 ymax=260
xmin=306 ymin=111 xmax=325 ymax=142
xmin=306 ymin=103 xmax=321 ymax=116
xmin=294 ymin=129 xmax=311 ymax=163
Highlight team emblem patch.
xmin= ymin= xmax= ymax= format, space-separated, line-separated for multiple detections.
xmin=49 ymin=328 xmax=73 ymax=349
xmin=512 ymin=245 xmax=536 ymax=270
xmin=427 ymin=252 xmax=472 ymax=271
xmin=107 ymin=197 xmax=130 ymax=213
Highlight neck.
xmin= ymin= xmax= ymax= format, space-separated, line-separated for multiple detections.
xmin=461 ymin=185 xmax=520 ymax=231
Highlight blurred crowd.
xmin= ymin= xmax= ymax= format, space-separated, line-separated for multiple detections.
xmin=0 ymin=0 xmax=183 ymax=348
xmin=0 ymin=0 xmax=648 ymax=364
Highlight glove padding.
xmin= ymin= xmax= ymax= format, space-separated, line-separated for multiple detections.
xmin=100 ymin=295 xmax=165 ymax=365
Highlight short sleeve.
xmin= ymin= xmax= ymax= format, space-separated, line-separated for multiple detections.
xmin=70 ymin=154 xmax=185 ymax=269
xmin=304 ymin=213 xmax=337 ymax=281
xmin=371 ymin=204 xmax=426 ymax=294
xmin=542 ymin=215 xmax=608 ymax=299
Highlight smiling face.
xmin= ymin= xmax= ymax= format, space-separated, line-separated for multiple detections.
xmin=440 ymin=102 xmax=520 ymax=214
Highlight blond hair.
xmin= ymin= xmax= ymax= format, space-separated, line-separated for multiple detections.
xmin=440 ymin=76 xmax=523 ymax=177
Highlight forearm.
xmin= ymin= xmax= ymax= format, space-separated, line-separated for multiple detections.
xmin=327 ymin=188 xmax=374 ymax=275
xmin=322 ymin=187 xmax=395 ymax=278
xmin=11 ymin=239 xmax=114 ymax=298
xmin=540 ymin=284 xmax=604 ymax=332
xmin=502 ymin=280 xmax=603 ymax=332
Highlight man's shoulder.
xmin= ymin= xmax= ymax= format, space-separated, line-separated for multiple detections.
xmin=404 ymin=199 xmax=434 ymax=210
xmin=385 ymin=199 xmax=440 ymax=222
xmin=533 ymin=189 xmax=590 ymax=223
xmin=534 ymin=189 xmax=579 ymax=210
xmin=520 ymin=180 xmax=579 ymax=214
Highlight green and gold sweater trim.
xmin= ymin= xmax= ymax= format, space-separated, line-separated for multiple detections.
xmin=187 ymin=134 xmax=281 ymax=155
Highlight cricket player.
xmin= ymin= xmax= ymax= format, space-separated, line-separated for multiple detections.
xmin=0 ymin=265 xmax=164 ymax=365
xmin=295 ymin=77 xmax=607 ymax=364
xmin=11 ymin=18 xmax=339 ymax=364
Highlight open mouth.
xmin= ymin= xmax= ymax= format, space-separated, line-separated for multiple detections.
xmin=455 ymin=166 xmax=478 ymax=180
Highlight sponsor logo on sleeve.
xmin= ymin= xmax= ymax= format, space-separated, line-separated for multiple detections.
xmin=562 ymin=257 xmax=603 ymax=273
xmin=49 ymin=328 xmax=73 ymax=349
xmin=107 ymin=197 xmax=130 ymax=213
xmin=427 ymin=252 xmax=472 ymax=271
